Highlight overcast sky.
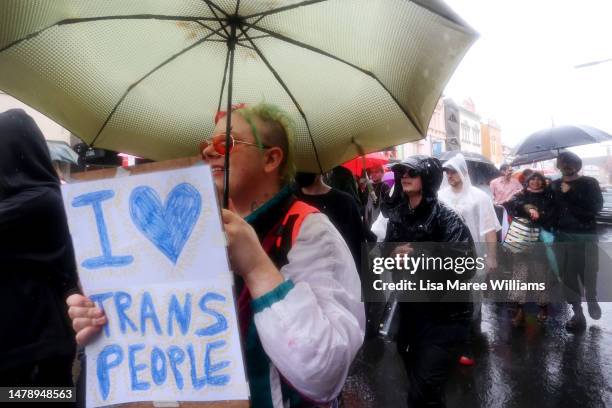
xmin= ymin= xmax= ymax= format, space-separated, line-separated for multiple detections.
xmin=443 ymin=0 xmax=612 ymax=153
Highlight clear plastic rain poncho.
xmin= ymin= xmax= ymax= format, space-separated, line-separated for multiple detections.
xmin=438 ymin=153 xmax=501 ymax=251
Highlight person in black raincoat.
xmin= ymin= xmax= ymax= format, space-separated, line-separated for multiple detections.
xmin=381 ymin=155 xmax=476 ymax=408
xmin=0 ymin=109 xmax=79 ymax=387
xmin=551 ymin=151 xmax=603 ymax=332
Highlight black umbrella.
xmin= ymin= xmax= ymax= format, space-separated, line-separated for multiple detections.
xmin=436 ymin=150 xmax=500 ymax=185
xmin=512 ymin=125 xmax=612 ymax=156
xmin=438 ymin=150 xmax=494 ymax=165
xmin=510 ymin=149 xmax=560 ymax=166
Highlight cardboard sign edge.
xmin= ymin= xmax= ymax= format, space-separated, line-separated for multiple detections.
xmin=70 ymin=156 xmax=249 ymax=408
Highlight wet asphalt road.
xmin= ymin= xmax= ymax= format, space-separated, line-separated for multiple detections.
xmin=343 ymin=303 xmax=612 ymax=408
xmin=342 ymin=227 xmax=612 ymax=408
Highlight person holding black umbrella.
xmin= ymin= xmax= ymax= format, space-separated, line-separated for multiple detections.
xmin=551 ymin=151 xmax=603 ymax=332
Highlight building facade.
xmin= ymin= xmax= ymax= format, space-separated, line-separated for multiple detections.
xmin=502 ymin=144 xmax=513 ymax=163
xmin=0 ymin=92 xmax=70 ymax=143
xmin=458 ymin=98 xmax=482 ymax=154
xmin=396 ymin=137 xmax=430 ymax=159
xmin=481 ymin=120 xmax=503 ymax=165
xmin=428 ymin=98 xmax=446 ymax=157
xmin=396 ymin=98 xmax=447 ymax=160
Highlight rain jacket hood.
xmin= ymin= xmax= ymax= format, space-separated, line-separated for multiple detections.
xmin=440 ymin=153 xmax=473 ymax=197
xmin=381 ymin=155 xmax=472 ymax=245
xmin=0 ymin=109 xmax=72 ymax=261
xmin=439 ymin=153 xmax=501 ymax=244
xmin=382 ymin=155 xmax=443 ymax=215
xmin=0 ymin=109 xmax=59 ymax=201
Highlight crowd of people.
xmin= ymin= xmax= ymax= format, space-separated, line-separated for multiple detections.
xmin=0 ymin=104 xmax=605 ymax=408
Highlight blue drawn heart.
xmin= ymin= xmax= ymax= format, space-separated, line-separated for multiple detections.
xmin=129 ymin=183 xmax=202 ymax=264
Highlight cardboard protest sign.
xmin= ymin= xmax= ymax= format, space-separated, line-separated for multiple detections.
xmin=63 ymin=161 xmax=249 ymax=407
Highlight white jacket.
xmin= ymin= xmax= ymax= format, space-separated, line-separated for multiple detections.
xmin=251 ymin=213 xmax=365 ymax=407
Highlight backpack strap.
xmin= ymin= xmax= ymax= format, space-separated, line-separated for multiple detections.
xmin=262 ymin=198 xmax=319 ymax=269
xmin=278 ymin=200 xmax=319 ymax=245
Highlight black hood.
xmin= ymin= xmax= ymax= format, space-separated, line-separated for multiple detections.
xmin=391 ymin=155 xmax=443 ymax=197
xmin=383 ymin=155 xmax=443 ymax=208
xmin=381 ymin=155 xmax=442 ymax=218
xmin=0 ymin=109 xmax=59 ymax=199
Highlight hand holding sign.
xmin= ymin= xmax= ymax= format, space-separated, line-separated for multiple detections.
xmin=67 ymin=294 xmax=106 ymax=345
xmin=62 ymin=165 xmax=248 ymax=407
xmin=222 ymin=203 xmax=284 ymax=299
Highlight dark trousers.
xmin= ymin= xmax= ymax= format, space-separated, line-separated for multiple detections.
xmin=397 ymin=341 xmax=460 ymax=408
xmin=555 ymin=232 xmax=599 ymax=305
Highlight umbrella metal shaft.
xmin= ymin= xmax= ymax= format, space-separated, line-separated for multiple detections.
xmin=223 ymin=23 xmax=238 ymax=209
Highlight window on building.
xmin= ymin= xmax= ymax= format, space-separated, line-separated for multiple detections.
xmin=461 ymin=123 xmax=469 ymax=143
xmin=432 ymin=141 xmax=443 ymax=156
xmin=472 ymin=126 xmax=480 ymax=146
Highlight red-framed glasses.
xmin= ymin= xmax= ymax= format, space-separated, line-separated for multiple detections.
xmin=200 ymin=133 xmax=269 ymax=157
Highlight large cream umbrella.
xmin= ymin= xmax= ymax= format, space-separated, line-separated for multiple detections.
xmin=0 ymin=0 xmax=477 ymax=204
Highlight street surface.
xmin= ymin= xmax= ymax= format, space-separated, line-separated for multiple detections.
xmin=343 ymin=303 xmax=612 ymax=408
xmin=342 ymin=226 xmax=612 ymax=408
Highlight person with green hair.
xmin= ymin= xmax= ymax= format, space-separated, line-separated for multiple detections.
xmin=67 ymin=102 xmax=365 ymax=407
xmin=218 ymin=102 xmax=297 ymax=186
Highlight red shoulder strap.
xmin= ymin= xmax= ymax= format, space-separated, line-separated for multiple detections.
xmin=276 ymin=200 xmax=319 ymax=249
xmin=260 ymin=198 xmax=319 ymax=270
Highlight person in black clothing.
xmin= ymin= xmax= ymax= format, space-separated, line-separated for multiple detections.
xmin=505 ymin=172 xmax=555 ymax=325
xmin=381 ymin=155 xmax=476 ymax=408
xmin=295 ymin=172 xmax=364 ymax=269
xmin=368 ymin=165 xmax=391 ymax=225
xmin=0 ymin=109 xmax=79 ymax=388
xmin=551 ymin=151 xmax=603 ymax=332
xmin=296 ymin=171 xmax=385 ymax=338
xmin=326 ymin=165 xmax=362 ymax=212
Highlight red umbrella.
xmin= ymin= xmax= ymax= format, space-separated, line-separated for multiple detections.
xmin=342 ymin=152 xmax=389 ymax=177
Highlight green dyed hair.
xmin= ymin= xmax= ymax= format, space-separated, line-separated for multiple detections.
xmin=235 ymin=103 xmax=296 ymax=185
